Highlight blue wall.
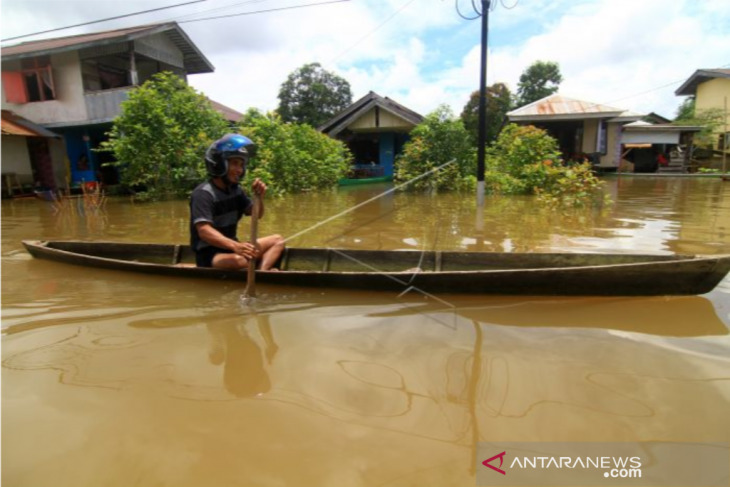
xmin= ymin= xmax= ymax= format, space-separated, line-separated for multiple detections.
xmin=59 ymin=125 xmax=115 ymax=184
xmin=379 ymin=132 xmax=395 ymax=177
xmin=62 ymin=128 xmax=96 ymax=184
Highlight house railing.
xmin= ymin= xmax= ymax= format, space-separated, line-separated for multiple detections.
xmin=347 ymin=164 xmax=385 ymax=179
xmin=84 ymin=87 xmax=132 ymax=121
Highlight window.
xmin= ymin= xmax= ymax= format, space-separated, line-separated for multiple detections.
xmin=98 ymin=64 xmax=129 ymax=90
xmin=598 ymin=120 xmax=608 ymax=155
xmin=20 ymin=56 xmax=55 ymax=102
xmin=81 ymin=56 xmax=132 ymax=92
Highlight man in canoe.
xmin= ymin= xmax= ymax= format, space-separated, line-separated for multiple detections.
xmin=190 ymin=133 xmax=285 ymax=270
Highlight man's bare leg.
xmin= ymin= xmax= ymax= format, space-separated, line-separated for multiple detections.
xmin=255 ymin=234 xmax=285 ymax=271
xmin=210 ymin=234 xmax=285 ymax=271
xmin=212 ymin=253 xmax=249 ymax=270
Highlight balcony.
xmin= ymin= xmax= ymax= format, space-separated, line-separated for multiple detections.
xmin=83 ymin=87 xmax=132 ymax=122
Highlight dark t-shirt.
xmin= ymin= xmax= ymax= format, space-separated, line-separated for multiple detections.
xmin=190 ymin=181 xmax=253 ymax=252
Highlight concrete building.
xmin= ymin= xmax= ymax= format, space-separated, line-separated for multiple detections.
xmin=675 ymin=69 xmax=730 ymax=157
xmin=1 ymin=22 xmax=238 ymax=190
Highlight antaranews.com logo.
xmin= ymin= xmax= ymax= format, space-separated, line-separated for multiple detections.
xmin=475 ymin=442 xmax=729 ymax=487
xmin=483 ymin=450 xmax=642 ymax=478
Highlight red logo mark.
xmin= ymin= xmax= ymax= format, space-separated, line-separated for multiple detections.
xmin=483 ymin=451 xmax=506 ymax=475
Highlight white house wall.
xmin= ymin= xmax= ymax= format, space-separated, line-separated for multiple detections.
xmin=1 ymin=51 xmax=88 ymax=124
xmin=622 ymin=131 xmax=681 ymax=144
xmin=600 ymin=122 xmax=623 ymax=167
xmin=582 ymin=119 xmax=598 ymax=153
xmin=348 ymin=107 xmax=414 ymax=131
xmin=1 ymin=135 xmax=34 ymax=184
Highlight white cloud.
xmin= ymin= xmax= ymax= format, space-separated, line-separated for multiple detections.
xmin=2 ymin=0 xmax=729 ymax=120
xmin=433 ymin=0 xmax=730 ymax=118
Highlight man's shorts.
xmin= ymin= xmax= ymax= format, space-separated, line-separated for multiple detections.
xmin=195 ymin=246 xmax=234 ymax=268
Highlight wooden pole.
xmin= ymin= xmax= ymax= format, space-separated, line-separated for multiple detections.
xmin=723 ymin=96 xmax=728 ymax=179
xmin=244 ymin=194 xmax=260 ymax=298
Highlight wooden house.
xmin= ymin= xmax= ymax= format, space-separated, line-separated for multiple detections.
xmin=507 ymin=94 xmax=700 ymax=173
xmin=319 ymin=92 xmax=423 ymax=181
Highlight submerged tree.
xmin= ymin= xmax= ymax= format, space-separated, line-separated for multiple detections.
xmin=238 ymin=109 xmax=351 ymax=195
xmin=674 ymin=96 xmax=725 ymax=148
xmin=515 ymin=61 xmax=563 ymax=108
xmin=395 ymin=105 xmax=477 ymax=191
xmin=100 ymin=72 xmax=228 ymax=200
xmin=460 ymin=82 xmax=513 ymax=146
xmin=277 ymin=63 xmax=353 ymax=128
xmin=675 ymin=96 xmax=696 ymax=121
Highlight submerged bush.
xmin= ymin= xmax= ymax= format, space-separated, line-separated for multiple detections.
xmin=238 ymin=110 xmax=351 ymax=195
xmin=394 ymin=105 xmax=476 ymax=191
xmin=100 ymin=72 xmax=229 ymax=200
xmin=486 ymin=124 xmax=606 ymax=207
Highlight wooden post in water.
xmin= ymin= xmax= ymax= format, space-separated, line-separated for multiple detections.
xmin=723 ymin=96 xmax=728 ymax=181
xmin=244 ymin=194 xmax=260 ymax=298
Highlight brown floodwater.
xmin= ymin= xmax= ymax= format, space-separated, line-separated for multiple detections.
xmin=3 ymin=176 xmax=730 ymax=487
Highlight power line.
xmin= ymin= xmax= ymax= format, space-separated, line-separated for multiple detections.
xmin=602 ymin=63 xmax=730 ymax=106
xmin=155 ymin=0 xmax=270 ymax=24
xmin=500 ymin=0 xmax=518 ymax=10
xmin=457 ymin=0 xmax=480 ymax=20
xmin=327 ymin=0 xmax=417 ymax=64
xmin=178 ymin=0 xmax=350 ymax=23
xmin=1 ymin=0 xmax=207 ymax=43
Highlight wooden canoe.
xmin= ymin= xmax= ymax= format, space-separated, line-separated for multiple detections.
xmin=22 ymin=240 xmax=730 ymax=296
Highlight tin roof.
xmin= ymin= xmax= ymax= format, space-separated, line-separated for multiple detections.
xmin=1 ymin=110 xmax=60 ymax=137
xmin=675 ymin=69 xmax=730 ymax=96
xmin=507 ymin=94 xmax=625 ymax=121
xmin=608 ymin=110 xmax=646 ymax=123
xmin=2 ymin=22 xmax=214 ymax=74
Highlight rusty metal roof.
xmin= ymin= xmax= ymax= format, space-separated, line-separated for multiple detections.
xmin=1 ymin=110 xmax=60 ymax=137
xmin=209 ymin=99 xmax=243 ymax=123
xmin=2 ymin=22 xmax=214 ymax=74
xmin=507 ymin=94 xmax=625 ymax=121
xmin=675 ymin=69 xmax=730 ymax=96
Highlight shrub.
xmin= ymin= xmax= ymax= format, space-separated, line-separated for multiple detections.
xmin=238 ymin=110 xmax=351 ymax=195
xmin=394 ymin=105 xmax=476 ymax=191
xmin=100 ymin=72 xmax=228 ymax=200
xmin=487 ymin=124 xmax=605 ymax=206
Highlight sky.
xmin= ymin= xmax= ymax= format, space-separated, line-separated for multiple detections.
xmin=2 ymin=0 xmax=729 ymax=119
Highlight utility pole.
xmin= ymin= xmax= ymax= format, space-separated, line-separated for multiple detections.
xmin=476 ymin=0 xmax=491 ymax=207
xmin=722 ymin=97 xmax=730 ymax=181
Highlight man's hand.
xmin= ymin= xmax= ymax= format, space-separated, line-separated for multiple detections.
xmin=230 ymin=241 xmax=258 ymax=259
xmin=252 ymin=178 xmax=267 ymax=197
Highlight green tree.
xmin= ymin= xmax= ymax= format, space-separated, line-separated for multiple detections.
xmin=673 ymin=97 xmax=725 ymax=148
xmin=238 ymin=110 xmax=351 ymax=195
xmin=394 ymin=105 xmax=476 ymax=191
xmin=515 ymin=61 xmax=563 ymax=107
xmin=277 ymin=63 xmax=353 ymax=128
xmin=485 ymin=124 xmax=605 ymax=207
xmin=460 ymin=83 xmax=513 ymax=146
xmin=675 ymin=97 xmax=696 ymax=121
xmin=101 ymin=72 xmax=228 ymax=200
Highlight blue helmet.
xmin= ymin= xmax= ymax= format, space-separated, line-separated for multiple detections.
xmin=205 ymin=133 xmax=257 ymax=178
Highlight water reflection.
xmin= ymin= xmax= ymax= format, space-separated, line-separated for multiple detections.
xmin=206 ymin=315 xmax=277 ymax=398
xmin=4 ymin=178 xmax=730 ymax=486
